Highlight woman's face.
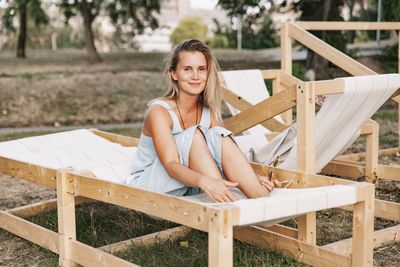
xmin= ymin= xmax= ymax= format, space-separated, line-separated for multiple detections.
xmin=171 ymin=51 xmax=208 ymax=97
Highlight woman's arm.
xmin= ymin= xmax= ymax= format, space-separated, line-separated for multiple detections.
xmin=145 ymin=106 xmax=237 ymax=202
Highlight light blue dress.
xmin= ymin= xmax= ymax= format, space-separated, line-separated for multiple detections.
xmin=124 ymin=99 xmax=233 ymax=196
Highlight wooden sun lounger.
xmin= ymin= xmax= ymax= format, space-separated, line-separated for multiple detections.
xmin=0 ymin=128 xmax=374 ymax=267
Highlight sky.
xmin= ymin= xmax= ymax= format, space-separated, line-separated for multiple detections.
xmin=190 ymin=0 xmax=218 ymax=10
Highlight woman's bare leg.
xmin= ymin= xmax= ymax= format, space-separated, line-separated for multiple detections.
xmin=189 ymin=129 xmax=223 ymax=179
xmin=221 ymin=136 xmax=271 ymax=198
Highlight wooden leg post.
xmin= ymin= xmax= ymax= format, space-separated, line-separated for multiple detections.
xmin=365 ymin=120 xmax=379 ymax=183
xmin=208 ymin=209 xmax=233 ymax=267
xmin=351 ymin=184 xmax=375 ymax=267
xmin=280 ymin=22 xmax=293 ymax=125
xmin=296 ymin=82 xmax=317 ymax=245
xmin=57 ymin=171 xmax=77 ymax=267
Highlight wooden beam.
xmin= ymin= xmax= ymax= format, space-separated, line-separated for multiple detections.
xmin=57 ymin=171 xmax=77 ymax=267
xmin=224 ymin=85 xmax=297 ymax=135
xmin=222 ymin=87 xmax=287 ymax=132
xmin=262 ymin=224 xmax=298 ymax=239
xmin=341 ymin=199 xmax=400 ymax=221
xmin=288 ymin=23 xmax=376 ymax=76
xmin=99 ymin=226 xmax=191 ymax=254
xmin=313 ymin=79 xmax=345 ymax=96
xmin=295 ymin=21 xmax=400 ymax=31
xmin=0 ymin=157 xmax=57 ymax=189
xmin=321 ymin=161 xmax=365 ymax=179
xmin=7 ymin=196 xmax=88 ymax=218
xmin=208 ymin=209 xmax=233 ymax=267
xmin=364 ymin=120 xmax=379 ymax=183
xmin=261 ymin=69 xmax=280 ymax=80
xmin=0 ymin=210 xmax=59 ymax=254
xmin=69 ymin=173 xmax=235 ymax=232
xmin=280 ymin=22 xmax=293 ymax=125
xmin=279 ymin=70 xmax=300 ymax=88
xmin=378 ymin=164 xmax=400 ymax=181
xmin=351 ymin=184 xmax=375 ymax=267
xmin=91 ymin=129 xmax=139 ymax=147
xmin=70 ymin=240 xmax=137 ymax=267
xmin=322 ymin=224 xmax=400 ymax=255
xmin=234 ymin=226 xmax=352 ymax=267
xmin=296 ymin=82 xmax=317 ymax=245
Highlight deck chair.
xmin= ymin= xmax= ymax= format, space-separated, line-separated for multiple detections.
xmin=1 ymin=74 xmax=398 ymax=266
xmin=0 ymin=128 xmax=373 ymax=267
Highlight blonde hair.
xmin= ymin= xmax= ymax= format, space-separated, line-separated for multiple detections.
xmin=163 ymin=39 xmax=223 ymax=124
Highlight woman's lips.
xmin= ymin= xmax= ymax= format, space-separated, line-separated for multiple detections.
xmin=189 ymin=82 xmax=201 ymax=87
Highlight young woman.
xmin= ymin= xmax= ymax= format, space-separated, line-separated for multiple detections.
xmin=125 ymin=39 xmax=280 ymax=202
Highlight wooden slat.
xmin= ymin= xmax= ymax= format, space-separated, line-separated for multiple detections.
xmin=234 ymin=226 xmax=351 ymax=267
xmin=288 ymin=23 xmax=376 ymax=76
xmin=313 ymin=79 xmax=345 ymax=95
xmin=261 ymin=69 xmax=280 ymax=80
xmin=7 ymin=196 xmax=89 ymax=218
xmin=323 ymin=224 xmax=400 ymax=255
xmin=279 ymin=70 xmax=299 ymax=88
xmin=0 ymin=210 xmax=59 ymax=254
xmin=365 ymin=120 xmax=379 ymax=183
xmin=295 ymin=21 xmax=400 ymax=31
xmin=70 ymin=240 xmax=137 ymax=267
xmin=351 ymin=185 xmax=375 ymax=267
xmin=70 ymin=173 xmax=236 ymax=232
xmin=57 ymin=171 xmax=77 ymax=266
xmin=208 ymin=209 xmax=233 ymax=267
xmin=280 ymin=23 xmax=293 ymax=125
xmin=91 ymin=129 xmax=139 ymax=147
xmin=321 ymin=161 xmax=365 ymax=179
xmin=374 ymin=199 xmax=400 ymax=222
xmin=0 ymin=157 xmax=57 ymax=189
xmin=224 ymin=85 xmax=297 ymax=134
xmin=99 ymin=226 xmax=191 ymax=253
xmin=378 ymin=164 xmax=400 ymax=181
xmin=263 ymin=224 xmax=298 ymax=239
xmin=222 ymin=87 xmax=287 ymax=132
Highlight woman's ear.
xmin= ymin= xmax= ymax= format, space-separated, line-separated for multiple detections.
xmin=170 ymin=70 xmax=178 ymax=81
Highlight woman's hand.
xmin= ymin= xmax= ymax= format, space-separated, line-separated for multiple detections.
xmin=198 ymin=177 xmax=239 ymax=203
xmin=258 ymin=176 xmax=281 ymax=192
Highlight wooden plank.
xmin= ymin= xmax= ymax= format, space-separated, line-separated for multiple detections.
xmin=313 ymin=79 xmax=345 ymax=96
xmin=0 ymin=210 xmax=59 ymax=254
xmin=279 ymin=70 xmax=299 ymax=88
xmin=280 ymin=22 xmax=293 ymax=125
xmin=0 ymin=157 xmax=57 ymax=189
xmin=375 ymin=199 xmax=400 ymax=221
xmin=295 ymin=21 xmax=400 ymax=31
xmin=222 ymin=87 xmax=287 ymax=132
xmin=261 ymin=69 xmax=280 ymax=80
xmin=234 ymin=226 xmax=351 ymax=267
xmin=7 ymin=196 xmax=88 ymax=218
xmin=263 ymin=224 xmax=298 ymax=239
xmin=321 ymin=161 xmax=365 ymax=179
xmin=70 ymin=240 xmax=137 ymax=267
xmin=288 ymin=23 xmax=376 ymax=76
xmin=224 ymin=85 xmax=297 ymax=135
xmin=341 ymin=199 xmax=400 ymax=221
xmin=57 ymin=171 xmax=77 ymax=267
xmin=351 ymin=184 xmax=374 ymax=267
xmin=208 ymin=208 xmax=233 ymax=267
xmin=364 ymin=120 xmax=379 ymax=183
xmin=69 ymin=173 xmax=235 ymax=232
xmin=378 ymin=164 xmax=400 ymax=181
xmin=335 ymin=147 xmax=400 ymax=161
xmin=91 ymin=129 xmax=139 ymax=147
xmin=99 ymin=226 xmax=191 ymax=253
xmin=296 ymin=81 xmax=317 ymax=245
xmin=323 ymin=224 xmax=400 ymax=255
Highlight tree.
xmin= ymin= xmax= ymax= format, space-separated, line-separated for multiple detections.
xmin=170 ymin=16 xmax=208 ymax=45
xmin=2 ymin=0 xmax=48 ymax=58
xmin=58 ymin=0 xmax=161 ymax=62
xmin=291 ymin=0 xmax=347 ymax=77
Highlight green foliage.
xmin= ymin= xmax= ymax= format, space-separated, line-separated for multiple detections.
xmin=2 ymin=0 xmax=48 ymax=32
xmin=211 ymin=17 xmax=277 ymax=50
xmin=170 ymin=16 xmax=208 ymax=45
xmin=379 ymin=44 xmax=398 ymax=73
xmin=208 ymin=34 xmax=230 ymax=49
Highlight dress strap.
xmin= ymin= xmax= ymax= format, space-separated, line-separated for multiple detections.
xmin=148 ymin=99 xmax=182 ymax=133
xmin=200 ymin=106 xmax=211 ymax=128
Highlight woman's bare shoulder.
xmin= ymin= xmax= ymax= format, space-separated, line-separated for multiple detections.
xmin=143 ymin=103 xmax=173 ymax=135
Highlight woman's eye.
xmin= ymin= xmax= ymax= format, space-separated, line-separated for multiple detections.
xmin=184 ymin=68 xmax=190 ymax=71
xmin=199 ymin=67 xmax=206 ymax=72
